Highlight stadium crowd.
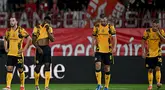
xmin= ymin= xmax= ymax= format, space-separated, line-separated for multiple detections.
xmin=0 ymin=0 xmax=165 ymax=28
xmin=1 ymin=0 xmax=89 ymax=12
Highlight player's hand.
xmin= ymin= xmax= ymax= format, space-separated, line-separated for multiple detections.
xmin=92 ymin=51 xmax=95 ymax=57
xmin=5 ymin=49 xmax=9 ymax=53
xmin=18 ymin=49 xmax=24 ymax=54
xmin=112 ymin=48 xmax=116 ymax=55
xmin=91 ymin=48 xmax=95 ymax=57
xmin=37 ymin=48 xmax=43 ymax=54
xmin=45 ymin=25 xmax=50 ymax=32
xmin=142 ymin=52 xmax=146 ymax=59
xmin=156 ymin=24 xmax=161 ymax=32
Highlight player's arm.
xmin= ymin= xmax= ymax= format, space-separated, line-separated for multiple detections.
xmin=92 ymin=26 xmax=97 ymax=55
xmin=141 ymin=39 xmax=146 ymax=58
xmin=92 ymin=36 xmax=96 ymax=53
xmin=21 ymin=29 xmax=32 ymax=52
xmin=142 ymin=30 xmax=148 ymax=58
xmin=110 ymin=26 xmax=117 ymax=53
xmin=4 ymin=30 xmax=9 ymax=53
xmin=46 ymin=25 xmax=54 ymax=42
xmin=32 ymin=35 xmax=39 ymax=49
xmin=157 ymin=29 xmax=165 ymax=43
xmin=32 ymin=27 xmax=43 ymax=54
xmin=23 ymin=36 xmax=31 ymax=52
xmin=4 ymin=37 xmax=8 ymax=53
xmin=112 ymin=35 xmax=117 ymax=53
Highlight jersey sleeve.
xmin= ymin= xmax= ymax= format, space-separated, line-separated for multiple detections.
xmin=44 ymin=24 xmax=53 ymax=34
xmin=142 ymin=30 xmax=148 ymax=40
xmin=49 ymin=27 xmax=53 ymax=33
xmin=32 ymin=27 xmax=38 ymax=36
xmin=92 ymin=26 xmax=97 ymax=36
xmin=110 ymin=25 xmax=116 ymax=36
xmin=160 ymin=29 xmax=165 ymax=37
xmin=4 ymin=30 xmax=9 ymax=40
xmin=21 ymin=28 xmax=29 ymax=38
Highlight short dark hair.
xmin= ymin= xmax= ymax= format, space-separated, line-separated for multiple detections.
xmin=100 ymin=14 xmax=106 ymax=19
xmin=44 ymin=16 xmax=51 ymax=21
xmin=152 ymin=19 xmax=159 ymax=23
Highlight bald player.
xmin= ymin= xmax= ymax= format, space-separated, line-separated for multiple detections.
xmin=92 ymin=16 xmax=117 ymax=90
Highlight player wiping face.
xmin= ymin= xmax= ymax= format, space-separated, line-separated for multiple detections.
xmin=142 ymin=20 xmax=165 ymax=90
xmin=32 ymin=16 xmax=54 ymax=90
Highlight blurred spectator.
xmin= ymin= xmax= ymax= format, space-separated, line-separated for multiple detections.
xmin=15 ymin=0 xmax=26 ymax=12
xmin=47 ymin=0 xmax=53 ymax=11
xmin=50 ymin=0 xmax=59 ymax=14
xmin=67 ymin=8 xmax=73 ymax=25
xmin=59 ymin=10 xmax=64 ymax=28
xmin=62 ymin=3 xmax=67 ymax=12
xmin=82 ymin=4 xmax=86 ymax=12
xmin=7 ymin=0 xmax=14 ymax=12
xmin=0 ymin=0 xmax=7 ymax=12
xmin=25 ymin=0 xmax=37 ymax=13
xmin=39 ymin=0 xmax=48 ymax=12
xmin=25 ymin=0 xmax=37 ymax=27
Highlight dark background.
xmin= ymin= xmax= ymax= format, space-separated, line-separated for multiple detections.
xmin=0 ymin=56 xmax=164 ymax=84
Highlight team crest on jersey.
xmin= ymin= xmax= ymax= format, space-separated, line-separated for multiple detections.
xmin=12 ymin=33 xmax=15 ymax=37
xmin=158 ymin=58 xmax=162 ymax=62
xmin=101 ymin=29 xmax=104 ymax=32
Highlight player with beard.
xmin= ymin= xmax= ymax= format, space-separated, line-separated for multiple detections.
xmin=3 ymin=17 xmax=32 ymax=90
xmin=142 ymin=20 xmax=165 ymax=90
xmin=92 ymin=16 xmax=117 ymax=90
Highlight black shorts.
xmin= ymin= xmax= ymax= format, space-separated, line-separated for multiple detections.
xmin=94 ymin=52 xmax=114 ymax=65
xmin=7 ymin=55 xmax=24 ymax=68
xmin=35 ymin=45 xmax=51 ymax=65
xmin=145 ymin=56 xmax=162 ymax=69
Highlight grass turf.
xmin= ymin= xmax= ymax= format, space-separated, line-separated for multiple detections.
xmin=0 ymin=84 xmax=164 ymax=90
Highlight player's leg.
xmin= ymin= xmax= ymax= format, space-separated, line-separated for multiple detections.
xmin=155 ymin=66 xmax=162 ymax=88
xmin=3 ymin=56 xmax=14 ymax=90
xmin=43 ymin=46 xmax=51 ymax=90
xmin=155 ymin=56 xmax=162 ymax=89
xmin=3 ymin=66 xmax=13 ymax=90
xmin=34 ymin=50 xmax=43 ymax=90
xmin=103 ymin=53 xmax=112 ymax=90
xmin=95 ymin=52 xmax=102 ymax=90
xmin=44 ymin=62 xmax=51 ymax=90
xmin=34 ymin=64 xmax=41 ymax=90
xmin=17 ymin=57 xmax=25 ymax=90
xmin=145 ymin=57 xmax=154 ymax=90
xmin=148 ymin=69 xmax=153 ymax=90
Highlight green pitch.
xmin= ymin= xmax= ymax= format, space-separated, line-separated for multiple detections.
xmin=0 ymin=84 xmax=164 ymax=90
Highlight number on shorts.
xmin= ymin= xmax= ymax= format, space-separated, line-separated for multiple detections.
xmin=18 ymin=59 xmax=23 ymax=64
xmin=158 ymin=58 xmax=162 ymax=62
